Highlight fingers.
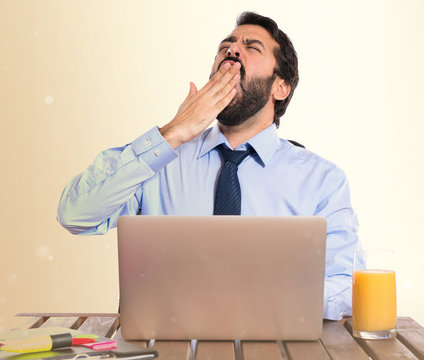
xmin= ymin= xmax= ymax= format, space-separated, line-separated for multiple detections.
xmin=217 ymin=61 xmax=241 ymax=79
xmin=203 ymin=62 xmax=241 ymax=94
xmin=162 ymin=63 xmax=241 ymax=149
xmin=215 ymin=85 xmax=237 ymax=112
xmin=188 ymin=82 xmax=197 ymax=98
xmin=194 ymin=62 xmax=239 ymax=114
xmin=183 ymin=82 xmax=198 ymax=104
xmin=214 ymin=71 xmax=239 ymax=102
xmin=214 ymin=62 xmax=240 ymax=90
xmin=177 ymin=82 xmax=198 ymax=113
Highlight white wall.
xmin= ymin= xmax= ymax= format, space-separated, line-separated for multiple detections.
xmin=1 ymin=0 xmax=423 ymax=327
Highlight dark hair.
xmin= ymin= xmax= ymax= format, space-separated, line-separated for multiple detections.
xmin=236 ymin=12 xmax=299 ymax=127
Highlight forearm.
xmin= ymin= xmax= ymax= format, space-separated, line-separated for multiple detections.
xmin=57 ymin=127 xmax=177 ymax=235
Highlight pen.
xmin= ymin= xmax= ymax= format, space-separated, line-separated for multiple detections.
xmin=0 ymin=333 xmax=97 ymax=353
xmin=42 ymin=349 xmax=158 ymax=359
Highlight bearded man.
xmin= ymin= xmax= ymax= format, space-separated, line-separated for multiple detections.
xmin=58 ymin=12 xmax=360 ymax=321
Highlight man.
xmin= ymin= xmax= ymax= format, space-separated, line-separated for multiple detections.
xmin=57 ymin=12 xmax=359 ymax=320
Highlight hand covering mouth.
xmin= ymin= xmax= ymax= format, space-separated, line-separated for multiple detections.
xmin=218 ymin=56 xmax=246 ymax=80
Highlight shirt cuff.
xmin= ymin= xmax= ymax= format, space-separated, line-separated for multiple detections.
xmin=131 ymin=126 xmax=178 ymax=172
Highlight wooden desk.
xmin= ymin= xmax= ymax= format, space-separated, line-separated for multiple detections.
xmin=2 ymin=313 xmax=424 ymax=359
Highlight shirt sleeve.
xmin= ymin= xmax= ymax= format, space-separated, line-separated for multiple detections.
xmin=57 ymin=127 xmax=177 ymax=235
xmin=314 ymin=167 xmax=361 ymax=320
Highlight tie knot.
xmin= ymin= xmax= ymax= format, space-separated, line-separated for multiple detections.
xmin=217 ymin=144 xmax=254 ymax=166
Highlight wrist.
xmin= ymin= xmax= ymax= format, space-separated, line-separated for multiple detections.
xmin=159 ymin=124 xmax=183 ymax=150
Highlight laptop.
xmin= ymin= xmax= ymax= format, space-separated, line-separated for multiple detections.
xmin=117 ymin=216 xmax=327 ymax=340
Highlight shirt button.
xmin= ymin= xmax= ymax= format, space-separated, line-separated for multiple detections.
xmin=154 ymin=150 xmax=161 ymax=157
xmin=145 ymin=139 xmax=152 ymax=146
xmin=105 ymin=169 xmax=111 ymax=175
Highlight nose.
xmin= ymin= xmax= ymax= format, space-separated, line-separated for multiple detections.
xmin=226 ymin=43 xmax=240 ymax=58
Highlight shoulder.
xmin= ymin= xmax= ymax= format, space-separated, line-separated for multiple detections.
xmin=277 ymin=138 xmax=347 ymax=181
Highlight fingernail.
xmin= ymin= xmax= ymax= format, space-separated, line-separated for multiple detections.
xmin=223 ymin=62 xmax=231 ymax=69
xmin=233 ymin=62 xmax=241 ymax=69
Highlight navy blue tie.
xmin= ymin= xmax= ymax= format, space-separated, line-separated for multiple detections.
xmin=214 ymin=144 xmax=255 ymax=215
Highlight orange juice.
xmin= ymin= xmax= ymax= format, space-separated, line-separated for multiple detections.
xmin=353 ymin=270 xmax=396 ymax=332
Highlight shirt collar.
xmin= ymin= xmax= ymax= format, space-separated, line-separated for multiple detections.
xmin=198 ymin=122 xmax=280 ymax=166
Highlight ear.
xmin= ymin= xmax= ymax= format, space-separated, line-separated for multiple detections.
xmin=272 ymin=78 xmax=291 ymax=101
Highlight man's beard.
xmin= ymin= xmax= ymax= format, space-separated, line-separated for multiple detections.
xmin=217 ymin=72 xmax=276 ymax=127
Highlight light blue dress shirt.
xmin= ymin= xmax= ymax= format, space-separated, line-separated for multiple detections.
xmin=58 ymin=123 xmax=360 ymax=320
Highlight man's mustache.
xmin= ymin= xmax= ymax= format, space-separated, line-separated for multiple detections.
xmin=216 ymin=56 xmax=246 ymax=81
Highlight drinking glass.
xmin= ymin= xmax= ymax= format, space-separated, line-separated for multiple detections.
xmin=352 ymin=249 xmax=397 ymax=339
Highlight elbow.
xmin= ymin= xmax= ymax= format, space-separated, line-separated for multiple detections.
xmin=56 ymin=205 xmax=86 ymax=235
xmin=57 ymin=201 xmax=108 ymax=236
xmin=57 ymin=178 xmax=88 ymax=235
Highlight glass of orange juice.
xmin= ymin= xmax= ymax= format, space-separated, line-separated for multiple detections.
xmin=352 ymin=249 xmax=397 ymax=339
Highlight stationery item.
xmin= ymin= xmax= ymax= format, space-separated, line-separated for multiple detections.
xmin=353 ymin=249 xmax=397 ymax=339
xmin=71 ymin=338 xmax=97 ymax=346
xmin=0 ymin=327 xmax=157 ymax=359
xmin=41 ymin=349 xmax=157 ymax=359
xmin=118 ymin=215 xmax=327 ymax=340
xmin=0 ymin=333 xmax=96 ymax=353
xmin=82 ymin=340 xmax=117 ymax=350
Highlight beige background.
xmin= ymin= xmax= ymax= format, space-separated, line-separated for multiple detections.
xmin=1 ymin=0 xmax=424 ymax=327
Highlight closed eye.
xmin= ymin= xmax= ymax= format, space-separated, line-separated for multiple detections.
xmin=247 ymin=46 xmax=260 ymax=52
